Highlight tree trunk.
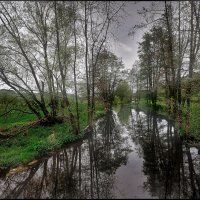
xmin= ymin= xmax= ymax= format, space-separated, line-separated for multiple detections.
xmin=54 ymin=1 xmax=78 ymax=134
xmin=185 ymin=1 xmax=194 ymax=136
xmin=73 ymin=2 xmax=80 ymax=133
xmin=84 ymin=1 xmax=91 ymax=125
xmin=165 ymin=1 xmax=177 ymax=115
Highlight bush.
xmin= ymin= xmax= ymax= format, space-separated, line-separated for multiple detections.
xmin=115 ymin=81 xmax=132 ymax=104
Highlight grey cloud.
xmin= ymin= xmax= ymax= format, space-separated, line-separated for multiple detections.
xmin=111 ymin=1 xmax=163 ymax=69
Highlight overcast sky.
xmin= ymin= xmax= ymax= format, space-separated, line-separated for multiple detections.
xmin=0 ymin=1 xmax=164 ymax=90
xmin=111 ymin=1 xmax=163 ymax=70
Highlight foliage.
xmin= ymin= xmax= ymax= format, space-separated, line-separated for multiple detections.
xmin=96 ymin=50 xmax=125 ymax=106
xmin=115 ymin=81 xmax=132 ymax=104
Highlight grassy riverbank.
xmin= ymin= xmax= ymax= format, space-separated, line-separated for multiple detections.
xmin=0 ymin=101 xmax=105 ymax=168
xmin=134 ymin=97 xmax=200 ymax=141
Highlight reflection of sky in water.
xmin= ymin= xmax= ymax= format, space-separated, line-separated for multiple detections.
xmin=131 ymin=109 xmax=137 ymax=119
xmin=138 ymin=111 xmax=146 ymax=118
xmin=131 ymin=110 xmax=175 ymax=140
xmin=111 ymin=110 xmax=157 ymax=199
xmin=190 ymin=147 xmax=199 ymax=158
xmin=113 ymin=111 xmax=134 ymax=151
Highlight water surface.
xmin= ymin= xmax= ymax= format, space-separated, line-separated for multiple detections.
xmin=0 ymin=105 xmax=200 ymax=199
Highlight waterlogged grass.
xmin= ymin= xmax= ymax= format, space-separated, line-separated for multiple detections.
xmin=0 ymin=100 xmax=105 ymax=168
xmin=156 ymin=96 xmax=200 ymax=140
xmin=135 ymin=97 xmax=200 ymax=141
xmin=180 ymin=103 xmax=200 ymax=140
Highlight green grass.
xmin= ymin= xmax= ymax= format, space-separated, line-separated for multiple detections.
xmin=0 ymin=123 xmax=84 ymax=167
xmin=0 ymin=100 xmax=105 ymax=168
xmin=0 ymin=110 xmax=36 ymax=130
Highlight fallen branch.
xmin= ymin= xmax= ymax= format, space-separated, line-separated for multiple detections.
xmin=0 ymin=116 xmax=67 ymax=139
xmin=0 ymin=108 xmax=34 ymax=118
xmin=0 ymin=120 xmax=41 ymax=139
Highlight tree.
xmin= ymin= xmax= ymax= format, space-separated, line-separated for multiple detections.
xmin=131 ymin=1 xmax=200 ymax=137
xmin=0 ymin=1 xmax=79 ymax=133
xmin=137 ymin=26 xmax=164 ymax=109
xmin=0 ymin=2 xmax=51 ymax=120
xmin=83 ymin=1 xmax=125 ymax=125
xmin=95 ymin=50 xmax=124 ymax=109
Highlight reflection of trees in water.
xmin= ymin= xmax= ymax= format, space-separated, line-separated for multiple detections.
xmin=96 ymin=111 xmax=132 ymax=174
xmin=117 ymin=105 xmax=132 ymax=125
xmin=1 ymin=163 xmax=41 ymax=199
xmin=2 ymin=108 xmax=199 ymax=199
xmin=82 ymin=110 xmax=132 ymax=198
xmin=131 ymin=110 xmax=200 ymax=199
xmin=0 ymin=111 xmax=131 ymax=199
xmin=1 ymin=144 xmax=82 ymax=199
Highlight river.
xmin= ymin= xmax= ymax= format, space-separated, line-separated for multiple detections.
xmin=0 ymin=105 xmax=200 ymax=199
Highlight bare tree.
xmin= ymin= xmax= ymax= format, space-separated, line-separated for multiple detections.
xmin=83 ymin=1 xmax=125 ymax=125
